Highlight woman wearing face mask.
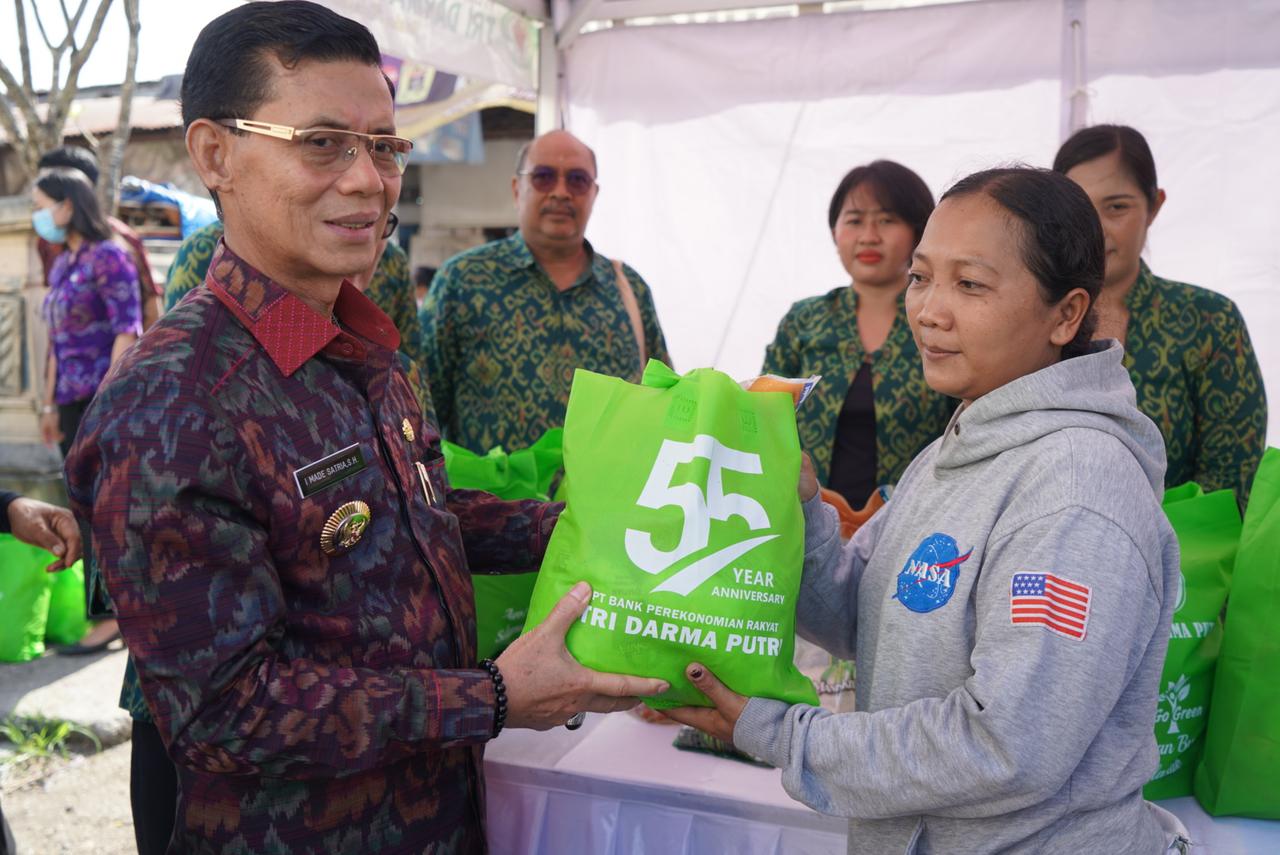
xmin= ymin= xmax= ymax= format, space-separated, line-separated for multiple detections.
xmin=1054 ymin=125 xmax=1266 ymax=508
xmin=763 ymin=161 xmax=953 ymax=510
xmin=32 ymin=168 xmax=139 ymax=657
xmin=669 ymin=168 xmax=1187 ymax=854
xmin=34 ymin=167 xmax=142 ymax=458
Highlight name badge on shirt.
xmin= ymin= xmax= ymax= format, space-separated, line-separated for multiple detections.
xmin=293 ymin=443 xmax=367 ymax=498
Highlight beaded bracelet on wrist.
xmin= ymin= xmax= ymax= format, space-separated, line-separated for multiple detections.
xmin=479 ymin=658 xmax=507 ymax=738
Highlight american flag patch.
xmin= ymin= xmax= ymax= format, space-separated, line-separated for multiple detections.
xmin=1010 ymin=573 xmax=1091 ymax=640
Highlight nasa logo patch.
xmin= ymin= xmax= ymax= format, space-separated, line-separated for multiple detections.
xmin=893 ymin=533 xmax=973 ymax=613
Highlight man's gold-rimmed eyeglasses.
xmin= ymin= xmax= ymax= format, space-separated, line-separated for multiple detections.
xmin=215 ymin=119 xmax=413 ymax=177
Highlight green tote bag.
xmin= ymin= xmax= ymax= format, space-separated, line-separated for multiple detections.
xmin=1194 ymin=448 xmax=1280 ymax=817
xmin=1143 ymin=482 xmax=1239 ymax=800
xmin=443 ymin=429 xmax=563 ymax=660
xmin=0 ymin=533 xmax=53 ymax=661
xmin=45 ymin=559 xmax=90 ymax=647
xmin=524 ymin=361 xmax=818 ymax=709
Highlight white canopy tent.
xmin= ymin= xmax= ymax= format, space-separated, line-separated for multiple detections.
xmin=515 ymin=0 xmax=1280 ymax=445
xmin=323 ymin=0 xmax=542 ymax=139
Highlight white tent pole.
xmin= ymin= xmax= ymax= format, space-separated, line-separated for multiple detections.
xmin=536 ymin=18 xmax=562 ymax=133
xmin=1060 ymin=0 xmax=1089 ymax=140
xmin=557 ymin=0 xmax=604 ymax=51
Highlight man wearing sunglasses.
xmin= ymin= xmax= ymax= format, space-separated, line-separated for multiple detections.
xmin=63 ymin=3 xmax=666 ymax=854
xmin=421 ymin=130 xmax=671 ymax=456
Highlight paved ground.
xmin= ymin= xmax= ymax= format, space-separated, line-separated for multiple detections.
xmin=0 ymin=646 xmax=132 ymax=749
xmin=2 ymin=647 xmax=135 ymax=854
xmin=3 ymin=742 xmax=134 ymax=855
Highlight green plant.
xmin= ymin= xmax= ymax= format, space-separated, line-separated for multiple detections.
xmin=0 ymin=715 xmax=102 ymax=764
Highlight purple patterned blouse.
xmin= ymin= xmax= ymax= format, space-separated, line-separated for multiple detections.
xmin=43 ymin=239 xmax=142 ymax=404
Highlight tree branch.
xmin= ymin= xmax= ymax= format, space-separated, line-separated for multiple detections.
xmin=47 ymin=0 xmax=113 ymax=135
xmin=99 ymin=0 xmax=139 ymax=213
xmin=1 ymin=0 xmax=119 ymax=191
xmin=61 ymin=0 xmax=92 ymax=55
xmin=36 ymin=0 xmax=93 ymax=105
xmin=30 ymin=0 xmax=61 ymax=53
xmin=0 ymin=45 xmax=43 ymax=186
xmin=0 ymin=91 xmax=27 ymax=171
xmin=30 ymin=0 xmax=65 ymax=109
xmin=0 ymin=59 xmax=41 ymax=134
xmin=14 ymin=0 xmax=33 ymax=91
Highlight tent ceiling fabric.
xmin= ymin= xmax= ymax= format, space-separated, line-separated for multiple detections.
xmin=550 ymin=0 xmax=987 ymax=43
xmin=496 ymin=0 xmax=550 ymax=19
xmin=327 ymin=0 xmax=541 ymax=90
xmin=562 ymin=0 xmax=1280 ymax=446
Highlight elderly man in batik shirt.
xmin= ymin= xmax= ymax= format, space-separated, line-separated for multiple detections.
xmin=421 ymin=129 xmax=671 ymax=454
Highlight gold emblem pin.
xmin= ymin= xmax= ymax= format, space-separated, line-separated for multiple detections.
xmin=320 ymin=500 xmax=372 ymax=556
xmin=401 ymin=418 xmax=415 ymax=443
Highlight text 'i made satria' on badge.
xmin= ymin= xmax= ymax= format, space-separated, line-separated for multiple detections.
xmin=321 ymin=501 xmax=372 ymax=555
xmin=293 ymin=443 xmax=367 ymax=499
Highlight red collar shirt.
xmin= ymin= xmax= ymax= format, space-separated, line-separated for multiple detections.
xmin=66 ymin=241 xmax=556 ymax=854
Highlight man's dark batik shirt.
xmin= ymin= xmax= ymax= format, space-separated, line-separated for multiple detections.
xmin=66 ymin=242 xmax=557 ymax=854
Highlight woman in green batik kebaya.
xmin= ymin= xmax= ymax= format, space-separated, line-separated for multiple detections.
xmin=1054 ymin=125 xmax=1267 ymax=507
xmin=763 ymin=160 xmax=954 ymax=509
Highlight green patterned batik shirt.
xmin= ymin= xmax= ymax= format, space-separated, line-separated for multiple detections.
xmin=164 ymin=221 xmax=435 ymax=423
xmin=1123 ymin=261 xmax=1267 ymax=507
xmin=420 ymin=233 xmax=670 ymax=454
xmin=763 ymin=285 xmax=954 ymax=488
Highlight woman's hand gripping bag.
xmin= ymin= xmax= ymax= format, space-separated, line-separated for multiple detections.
xmin=523 ymin=361 xmax=818 ymax=709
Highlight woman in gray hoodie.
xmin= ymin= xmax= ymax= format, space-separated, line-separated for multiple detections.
xmin=668 ymin=168 xmax=1185 ymax=854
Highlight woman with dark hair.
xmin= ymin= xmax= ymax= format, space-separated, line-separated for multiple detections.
xmin=670 ymin=167 xmax=1187 ymax=854
xmin=1054 ymin=124 xmax=1266 ymax=507
xmin=34 ymin=167 xmax=142 ymax=457
xmin=763 ymin=160 xmax=953 ymax=509
xmin=32 ymin=166 xmax=139 ymax=656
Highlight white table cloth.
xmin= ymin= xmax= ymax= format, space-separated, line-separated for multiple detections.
xmin=484 ymin=714 xmax=1280 ymax=854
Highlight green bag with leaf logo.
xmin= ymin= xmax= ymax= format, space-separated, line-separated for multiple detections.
xmin=443 ymin=429 xmax=563 ymax=660
xmin=523 ymin=361 xmax=818 ymax=709
xmin=0 ymin=533 xmax=53 ymax=662
xmin=1194 ymin=447 xmax=1280 ymax=817
xmin=44 ymin=559 xmax=90 ymax=647
xmin=1143 ymin=482 xmax=1239 ymax=800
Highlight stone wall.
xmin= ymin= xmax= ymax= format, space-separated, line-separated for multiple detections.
xmin=0 ymin=196 xmax=65 ymax=501
xmin=118 ymin=134 xmax=206 ymax=197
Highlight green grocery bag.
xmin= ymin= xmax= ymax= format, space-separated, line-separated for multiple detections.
xmin=442 ymin=429 xmax=563 ymax=502
xmin=444 ymin=429 xmax=563 ymax=660
xmin=1194 ymin=448 xmax=1280 ymax=817
xmin=1143 ymin=483 xmax=1239 ymax=800
xmin=0 ymin=533 xmax=53 ymax=661
xmin=472 ymin=573 xmax=540 ymax=660
xmin=523 ymin=361 xmax=819 ymax=709
xmin=45 ymin=560 xmax=89 ymax=646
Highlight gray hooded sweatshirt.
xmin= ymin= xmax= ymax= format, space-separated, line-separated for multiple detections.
xmin=735 ymin=341 xmax=1180 ymax=854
